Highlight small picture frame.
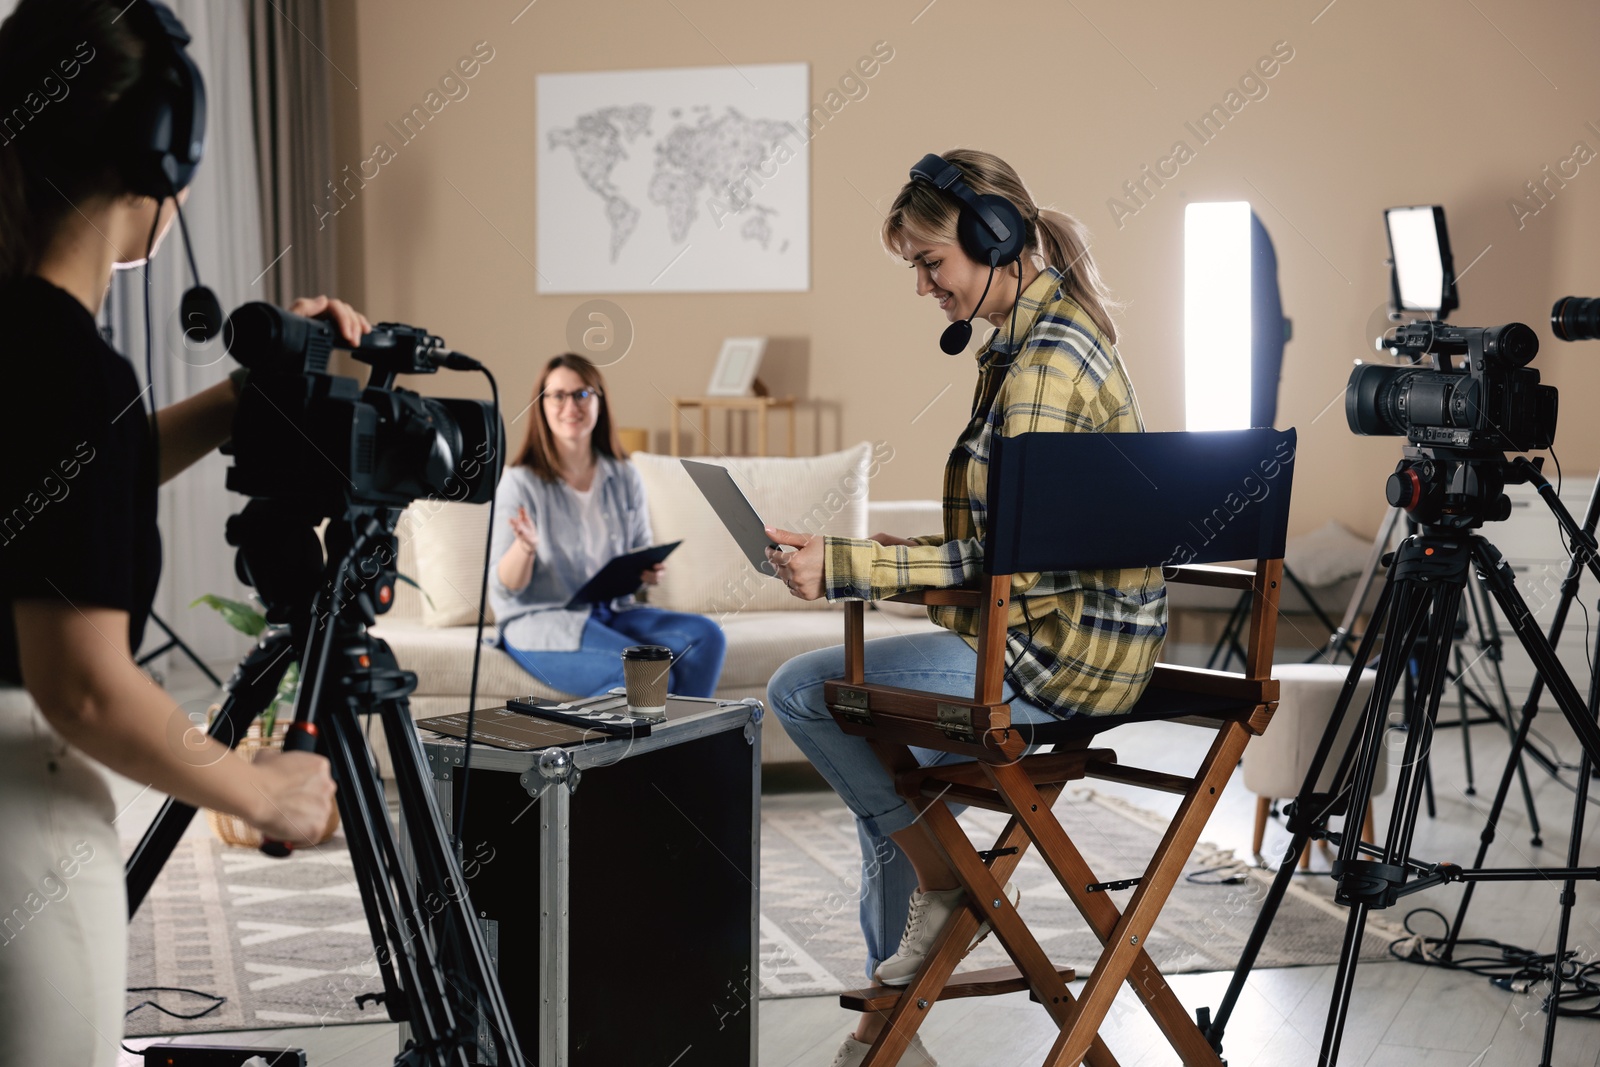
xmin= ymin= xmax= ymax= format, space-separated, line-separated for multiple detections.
xmin=706 ymin=337 xmax=767 ymax=397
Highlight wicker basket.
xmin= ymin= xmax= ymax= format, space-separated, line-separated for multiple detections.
xmin=204 ymin=710 xmax=341 ymax=849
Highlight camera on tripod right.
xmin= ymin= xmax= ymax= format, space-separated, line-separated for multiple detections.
xmin=1341 ymin=205 xmax=1596 ymax=528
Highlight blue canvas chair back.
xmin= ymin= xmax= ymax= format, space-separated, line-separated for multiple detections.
xmin=984 ymin=427 xmax=1297 ymax=576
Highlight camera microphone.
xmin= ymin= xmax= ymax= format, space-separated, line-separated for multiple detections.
xmin=939 ymin=254 xmax=1000 ymax=355
xmin=172 ymin=195 xmax=223 ymax=343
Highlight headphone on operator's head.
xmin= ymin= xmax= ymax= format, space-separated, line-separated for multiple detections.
xmin=115 ymin=0 xmax=221 ymax=342
xmin=908 ymin=152 xmax=1030 ymax=354
xmin=908 ymin=152 xmax=1029 ymax=269
xmin=116 ymin=0 xmax=207 ymax=200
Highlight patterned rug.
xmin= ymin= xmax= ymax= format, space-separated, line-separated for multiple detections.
xmin=125 ymin=832 xmax=381 ymax=1036
xmin=124 ymin=790 xmax=1398 ymax=1035
xmin=757 ymin=789 xmax=1402 ymax=997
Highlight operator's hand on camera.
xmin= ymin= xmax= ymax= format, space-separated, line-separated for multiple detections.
xmin=247 ymin=748 xmax=337 ymax=847
xmin=288 ymin=295 xmax=373 ymax=346
xmin=639 ymin=562 xmax=665 ymax=586
xmin=870 ymin=531 xmax=915 ymax=547
xmin=765 ymin=526 xmax=824 ymax=601
xmin=509 ymin=505 xmax=539 ymax=553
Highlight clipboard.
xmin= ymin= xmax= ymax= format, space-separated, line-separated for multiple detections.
xmin=564 ymin=540 xmax=682 ymax=608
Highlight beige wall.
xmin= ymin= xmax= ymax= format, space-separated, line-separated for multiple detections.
xmin=323 ymin=0 xmax=1600 ymax=541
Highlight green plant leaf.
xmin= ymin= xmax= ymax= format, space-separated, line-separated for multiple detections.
xmin=395 ymin=572 xmax=435 ymax=609
xmin=263 ymin=661 xmax=300 ymax=742
xmin=190 ymin=594 xmax=267 ymax=637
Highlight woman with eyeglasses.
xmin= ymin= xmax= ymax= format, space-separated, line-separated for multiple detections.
xmin=489 ymin=353 xmax=727 ymax=698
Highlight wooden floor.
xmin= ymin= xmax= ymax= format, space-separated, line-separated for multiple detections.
xmin=114 ymin=658 xmax=1600 ymax=1066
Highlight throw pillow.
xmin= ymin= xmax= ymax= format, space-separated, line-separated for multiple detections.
xmin=406 ymin=499 xmax=495 ymax=628
xmin=630 ymin=444 xmax=872 ymax=615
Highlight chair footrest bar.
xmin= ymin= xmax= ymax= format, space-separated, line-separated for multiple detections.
xmin=838 ymin=964 xmax=1078 ymax=1013
xmin=1085 ymin=760 xmax=1196 ymax=796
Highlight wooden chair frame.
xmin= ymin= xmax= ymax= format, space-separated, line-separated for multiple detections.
xmin=822 ymin=429 xmax=1294 ymax=1067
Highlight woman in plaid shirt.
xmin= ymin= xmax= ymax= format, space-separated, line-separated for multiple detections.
xmin=766 ymin=149 xmax=1166 ymax=1067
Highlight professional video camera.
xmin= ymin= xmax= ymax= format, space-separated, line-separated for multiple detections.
xmin=1343 ymin=321 xmax=1555 ymax=526
xmin=222 ymin=301 xmax=503 ymax=515
xmin=1338 ymin=207 xmax=1559 ymax=527
xmin=1345 ymin=321 xmax=1554 ymax=453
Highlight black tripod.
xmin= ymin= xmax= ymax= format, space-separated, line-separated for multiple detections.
xmin=1442 ymin=473 xmax=1600 ymax=960
xmin=1202 ymin=457 xmax=1600 ymax=1067
xmin=124 ymin=503 xmax=525 ymax=1067
xmin=1320 ymin=506 xmax=1549 ymax=835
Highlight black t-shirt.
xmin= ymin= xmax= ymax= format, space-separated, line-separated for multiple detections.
xmin=0 ymin=275 xmax=162 ymax=686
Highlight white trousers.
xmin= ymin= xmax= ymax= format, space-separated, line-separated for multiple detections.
xmin=0 ymin=688 xmax=126 ymax=1067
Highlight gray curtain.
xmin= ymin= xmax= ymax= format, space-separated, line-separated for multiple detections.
xmin=246 ymin=0 xmax=338 ymax=305
xmin=108 ymin=0 xmax=268 ymax=673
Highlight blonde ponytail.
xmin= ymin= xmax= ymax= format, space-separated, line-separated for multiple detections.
xmin=1033 ymin=207 xmax=1120 ymax=344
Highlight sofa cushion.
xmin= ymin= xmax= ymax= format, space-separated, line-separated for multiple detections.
xmin=374 ymin=609 xmax=949 ymax=701
xmin=404 ymin=500 xmax=496 ymax=628
xmin=866 ymin=499 xmax=942 ymax=541
xmin=864 ymin=499 xmax=943 ymax=619
xmin=713 ymin=609 xmax=946 ymax=691
xmin=371 ymin=618 xmax=561 ymax=699
xmin=630 ymin=443 xmax=872 ymax=614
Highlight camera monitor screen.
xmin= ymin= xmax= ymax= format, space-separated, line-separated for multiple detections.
xmin=1384 ymin=205 xmax=1458 ymax=318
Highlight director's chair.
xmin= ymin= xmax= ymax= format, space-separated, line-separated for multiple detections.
xmin=825 ymin=427 xmax=1296 ymax=1067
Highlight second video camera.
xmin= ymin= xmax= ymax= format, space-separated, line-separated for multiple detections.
xmin=1345 ymin=321 xmax=1556 ymax=454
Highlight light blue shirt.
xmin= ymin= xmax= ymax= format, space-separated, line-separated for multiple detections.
xmin=488 ymin=457 xmax=653 ymax=652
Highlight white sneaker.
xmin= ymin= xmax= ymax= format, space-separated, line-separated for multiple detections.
xmin=872 ymin=882 xmax=1020 ymax=987
xmin=829 ymin=1032 xmax=938 ymax=1067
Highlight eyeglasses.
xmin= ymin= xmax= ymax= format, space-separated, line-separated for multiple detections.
xmin=543 ymin=387 xmax=601 ymax=407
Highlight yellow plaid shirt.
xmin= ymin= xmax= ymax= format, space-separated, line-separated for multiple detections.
xmin=823 ymin=266 xmax=1167 ymax=718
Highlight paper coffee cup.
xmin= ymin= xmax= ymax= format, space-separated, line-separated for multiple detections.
xmin=621 ymin=645 xmax=673 ymax=719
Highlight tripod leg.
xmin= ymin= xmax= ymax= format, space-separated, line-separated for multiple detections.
xmin=1318 ymin=901 xmax=1371 ymax=1067
xmin=1467 ymin=579 xmax=1544 ymax=835
xmin=1442 ymin=687 xmax=1546 ymax=958
xmin=1205 ymin=573 xmax=1405 ymax=1053
xmin=1537 ymin=593 xmax=1600 ymax=1066
xmin=124 ymin=632 xmax=294 ymax=916
xmin=378 ymin=690 xmax=526 ymax=1066
xmin=1539 ymin=747 xmax=1593 ymax=1067
xmin=325 ymin=697 xmax=492 ymax=1066
xmin=1454 ymin=644 xmax=1476 ymax=794
xmin=1476 ymin=542 xmax=1600 ymax=781
xmin=1320 ymin=543 xmax=1465 ymax=1066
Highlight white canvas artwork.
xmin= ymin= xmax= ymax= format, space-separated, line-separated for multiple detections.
xmin=537 ymin=63 xmax=810 ymax=293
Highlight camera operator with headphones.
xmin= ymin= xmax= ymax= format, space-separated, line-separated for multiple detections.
xmin=0 ymin=3 xmax=366 ymax=1062
xmin=765 ymin=150 xmax=1167 ymax=1067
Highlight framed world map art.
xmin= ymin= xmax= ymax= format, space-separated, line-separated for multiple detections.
xmin=537 ymin=63 xmax=810 ymax=293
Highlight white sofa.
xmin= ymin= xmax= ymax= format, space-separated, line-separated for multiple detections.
xmin=372 ymin=443 xmax=946 ymax=764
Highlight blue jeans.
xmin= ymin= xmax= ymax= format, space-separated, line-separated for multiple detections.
xmin=766 ymin=629 xmax=1059 ymax=979
xmin=503 ymin=604 xmax=727 ymax=698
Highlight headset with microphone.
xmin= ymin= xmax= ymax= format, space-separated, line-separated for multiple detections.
xmin=119 ymin=0 xmax=221 ymax=345
xmin=908 ymin=152 xmax=1029 ymax=355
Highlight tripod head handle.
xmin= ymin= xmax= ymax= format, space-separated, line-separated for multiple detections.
xmin=260 ymin=721 xmax=323 ymax=858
